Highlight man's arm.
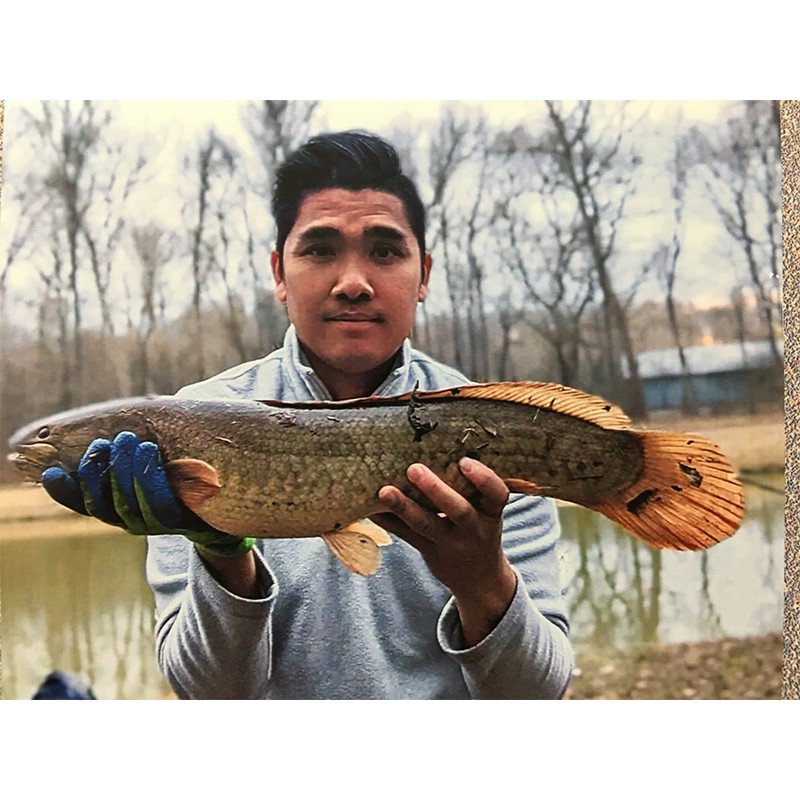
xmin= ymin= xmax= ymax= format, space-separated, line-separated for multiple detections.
xmin=372 ymin=457 xmax=573 ymax=699
xmin=198 ymin=550 xmax=261 ymax=599
xmin=147 ymin=536 xmax=277 ymax=699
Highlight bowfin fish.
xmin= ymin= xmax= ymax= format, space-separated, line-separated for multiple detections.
xmin=7 ymin=381 xmax=746 ymax=574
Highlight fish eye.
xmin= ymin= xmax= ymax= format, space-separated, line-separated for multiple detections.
xmin=37 ymin=426 xmax=50 ymax=439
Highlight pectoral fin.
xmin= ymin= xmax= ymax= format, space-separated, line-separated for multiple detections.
xmin=322 ymin=521 xmax=392 ymax=576
xmin=504 ymin=477 xmax=555 ymax=495
xmin=165 ymin=458 xmax=221 ymax=510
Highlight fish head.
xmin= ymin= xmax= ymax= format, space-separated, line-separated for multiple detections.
xmin=6 ymin=397 xmax=159 ymax=482
xmin=7 ymin=416 xmax=75 ymax=481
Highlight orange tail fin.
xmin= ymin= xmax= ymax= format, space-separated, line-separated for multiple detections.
xmin=589 ymin=432 xmax=745 ymax=551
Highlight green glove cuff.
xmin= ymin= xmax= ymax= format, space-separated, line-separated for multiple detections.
xmin=185 ymin=531 xmax=257 ymax=560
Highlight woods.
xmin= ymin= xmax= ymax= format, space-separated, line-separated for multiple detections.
xmin=0 ymin=100 xmax=783 ymax=480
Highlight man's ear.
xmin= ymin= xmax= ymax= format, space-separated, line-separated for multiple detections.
xmin=418 ymin=252 xmax=432 ymax=302
xmin=271 ymin=250 xmax=287 ymax=302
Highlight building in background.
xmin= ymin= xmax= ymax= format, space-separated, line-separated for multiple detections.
xmin=632 ymin=340 xmax=784 ymax=415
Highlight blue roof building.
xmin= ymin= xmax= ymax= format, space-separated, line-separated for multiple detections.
xmin=631 ymin=340 xmax=783 ymax=412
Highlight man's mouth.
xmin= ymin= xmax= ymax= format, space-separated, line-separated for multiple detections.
xmin=325 ymin=312 xmax=384 ymax=323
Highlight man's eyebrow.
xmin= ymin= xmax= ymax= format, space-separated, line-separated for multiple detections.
xmin=296 ymin=226 xmax=341 ymax=242
xmin=296 ymin=225 xmax=408 ymax=243
xmin=363 ymin=225 xmax=406 ymax=241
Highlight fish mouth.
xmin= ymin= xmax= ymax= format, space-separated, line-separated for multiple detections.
xmin=7 ymin=443 xmax=60 ymax=482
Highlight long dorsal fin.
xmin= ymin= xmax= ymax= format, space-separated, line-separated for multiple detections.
xmin=399 ymin=382 xmax=633 ymax=431
xmin=255 ymin=381 xmax=632 ymax=431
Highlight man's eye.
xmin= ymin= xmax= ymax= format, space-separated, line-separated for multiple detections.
xmin=372 ymin=244 xmax=402 ymax=260
xmin=301 ymin=244 xmax=335 ymax=258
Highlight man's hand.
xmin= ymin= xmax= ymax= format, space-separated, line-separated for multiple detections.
xmin=371 ymin=457 xmax=517 ymax=647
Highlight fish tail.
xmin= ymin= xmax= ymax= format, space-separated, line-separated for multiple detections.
xmin=588 ymin=431 xmax=745 ymax=550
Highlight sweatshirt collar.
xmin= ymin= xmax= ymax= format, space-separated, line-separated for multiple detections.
xmin=283 ymin=324 xmax=412 ymax=400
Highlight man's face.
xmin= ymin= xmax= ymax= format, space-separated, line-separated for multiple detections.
xmin=271 ymin=188 xmax=431 ymax=392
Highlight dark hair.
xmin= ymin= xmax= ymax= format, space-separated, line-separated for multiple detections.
xmin=272 ymin=130 xmax=426 ymax=263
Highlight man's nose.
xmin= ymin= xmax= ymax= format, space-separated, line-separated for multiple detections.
xmin=332 ymin=256 xmax=375 ymax=301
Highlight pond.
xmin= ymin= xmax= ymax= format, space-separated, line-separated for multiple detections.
xmin=558 ymin=479 xmax=783 ymax=652
xmin=0 ymin=534 xmax=170 ymax=700
xmin=0 ymin=479 xmax=784 ymax=699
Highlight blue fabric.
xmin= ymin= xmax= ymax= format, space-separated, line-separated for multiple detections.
xmin=41 ymin=466 xmax=88 ymax=516
xmin=32 ymin=671 xmax=96 ymax=700
xmin=147 ymin=325 xmax=574 ymax=699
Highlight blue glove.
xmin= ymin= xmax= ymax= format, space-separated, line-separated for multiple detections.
xmin=41 ymin=432 xmax=255 ymax=559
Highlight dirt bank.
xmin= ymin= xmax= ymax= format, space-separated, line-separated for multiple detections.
xmin=566 ymin=632 xmax=782 ymax=700
xmin=0 ymin=484 xmax=113 ymax=540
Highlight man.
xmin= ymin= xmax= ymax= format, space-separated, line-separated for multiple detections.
xmin=43 ymin=131 xmax=573 ymax=699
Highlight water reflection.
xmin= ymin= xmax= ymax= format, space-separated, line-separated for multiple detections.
xmin=559 ymin=483 xmax=784 ymax=651
xmin=0 ymin=483 xmax=784 ymax=699
xmin=0 ymin=533 xmax=171 ymax=700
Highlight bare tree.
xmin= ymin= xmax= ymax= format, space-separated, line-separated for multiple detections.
xmin=11 ymin=101 xmax=144 ymax=404
xmin=183 ymin=130 xmax=238 ymax=380
xmin=82 ymin=141 xmax=145 ymax=338
xmin=495 ymin=290 xmax=523 ymax=381
xmin=242 ymin=100 xmax=318 ymax=266
xmin=730 ymin=284 xmax=757 ymax=413
xmin=691 ymin=100 xmax=783 ymax=366
xmin=31 ymin=101 xmax=102 ymax=399
xmin=462 ymin=144 xmax=493 ymax=379
xmin=493 ymin=160 xmax=596 ymax=387
xmin=214 ymin=202 xmax=251 ymax=362
xmin=658 ymin=139 xmax=699 ymax=413
xmin=0 ymin=172 xmax=44 ymax=315
xmin=243 ymin=101 xmax=318 ymax=350
xmin=541 ymin=101 xmax=647 ymax=417
xmin=130 ymin=224 xmax=175 ymax=394
xmin=243 ymin=101 xmax=319 ymax=200
xmin=425 ymin=107 xmax=490 ymax=375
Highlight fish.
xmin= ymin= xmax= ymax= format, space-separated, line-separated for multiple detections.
xmin=7 ymin=381 xmax=745 ymax=575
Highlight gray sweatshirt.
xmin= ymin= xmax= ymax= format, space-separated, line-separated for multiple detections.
xmin=146 ymin=326 xmax=574 ymax=699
